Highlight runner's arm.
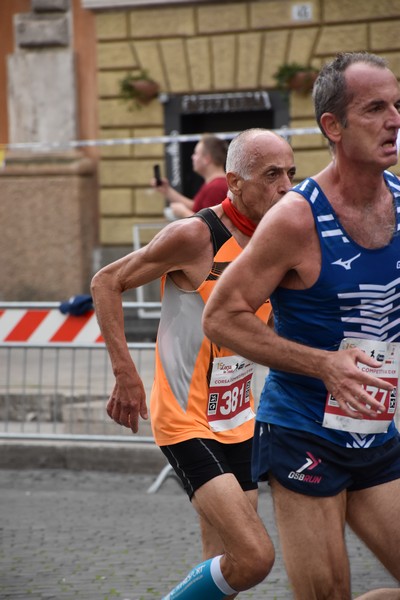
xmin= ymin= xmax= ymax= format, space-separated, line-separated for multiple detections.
xmin=203 ymin=196 xmax=393 ymax=418
xmin=91 ymin=218 xmax=211 ymax=432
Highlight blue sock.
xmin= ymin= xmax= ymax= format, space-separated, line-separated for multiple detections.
xmin=162 ymin=555 xmax=237 ymax=599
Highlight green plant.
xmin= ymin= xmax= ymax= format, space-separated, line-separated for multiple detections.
xmin=273 ymin=62 xmax=319 ymax=94
xmin=119 ymin=69 xmax=160 ymax=110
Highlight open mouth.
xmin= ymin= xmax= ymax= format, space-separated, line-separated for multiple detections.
xmin=382 ymin=138 xmax=397 ymax=150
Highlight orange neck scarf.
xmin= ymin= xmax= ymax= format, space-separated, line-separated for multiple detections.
xmin=221 ymin=198 xmax=257 ymax=236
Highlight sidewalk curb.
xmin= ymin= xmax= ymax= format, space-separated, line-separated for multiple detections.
xmin=0 ymin=440 xmax=167 ymax=473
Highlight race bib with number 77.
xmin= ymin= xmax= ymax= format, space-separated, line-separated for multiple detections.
xmin=323 ymin=338 xmax=399 ymax=434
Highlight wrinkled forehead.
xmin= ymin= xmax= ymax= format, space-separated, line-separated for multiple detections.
xmin=345 ymin=63 xmax=400 ymax=98
xmin=255 ymin=136 xmax=294 ymax=165
xmin=341 ymin=67 xmax=400 ymax=120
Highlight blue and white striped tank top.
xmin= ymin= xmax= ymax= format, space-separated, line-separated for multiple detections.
xmin=257 ymin=171 xmax=400 ymax=448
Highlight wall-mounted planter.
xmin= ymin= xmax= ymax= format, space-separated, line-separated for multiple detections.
xmin=120 ymin=71 xmax=160 ymax=109
xmin=273 ymin=63 xmax=319 ymax=95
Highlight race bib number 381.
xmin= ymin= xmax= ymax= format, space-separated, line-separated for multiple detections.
xmin=207 ymin=355 xmax=255 ymax=432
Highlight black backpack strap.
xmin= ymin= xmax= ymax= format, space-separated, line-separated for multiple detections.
xmin=193 ymin=208 xmax=232 ymax=255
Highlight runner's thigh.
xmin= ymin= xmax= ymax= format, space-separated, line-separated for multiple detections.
xmin=270 ymin=477 xmax=351 ymax=600
xmin=198 ymin=487 xmax=258 ymax=560
xmin=347 ymin=479 xmax=400 ymax=580
xmin=193 ymin=474 xmax=268 ymax=555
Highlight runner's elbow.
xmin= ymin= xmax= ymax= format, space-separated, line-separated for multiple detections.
xmin=91 ymin=268 xmax=121 ymax=299
xmin=202 ymin=314 xmax=212 ymax=339
xmin=91 ymin=269 xmax=110 ymax=298
xmin=202 ymin=309 xmax=224 ymax=343
xmin=90 ymin=271 xmax=102 ymax=298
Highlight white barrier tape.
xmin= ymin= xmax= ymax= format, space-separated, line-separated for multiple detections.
xmin=4 ymin=127 xmax=321 ymax=152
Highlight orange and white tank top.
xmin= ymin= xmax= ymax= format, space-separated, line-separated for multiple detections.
xmin=150 ymin=208 xmax=271 ymax=446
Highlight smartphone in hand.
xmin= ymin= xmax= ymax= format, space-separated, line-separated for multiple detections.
xmin=153 ymin=164 xmax=162 ymax=186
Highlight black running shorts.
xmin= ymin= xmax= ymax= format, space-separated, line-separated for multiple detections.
xmin=160 ymin=437 xmax=257 ymax=500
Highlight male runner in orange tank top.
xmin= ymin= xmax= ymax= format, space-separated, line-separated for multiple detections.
xmin=91 ymin=129 xmax=296 ymax=598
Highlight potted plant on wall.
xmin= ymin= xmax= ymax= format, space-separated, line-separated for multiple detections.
xmin=273 ymin=62 xmax=319 ymax=95
xmin=119 ymin=69 xmax=160 ymax=110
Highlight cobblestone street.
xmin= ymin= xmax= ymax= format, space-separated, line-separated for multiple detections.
xmin=1 ymin=468 xmax=398 ymax=600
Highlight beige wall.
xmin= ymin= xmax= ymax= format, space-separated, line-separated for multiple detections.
xmin=2 ymin=1 xmax=400 ymax=255
xmin=94 ymin=0 xmax=400 ymax=246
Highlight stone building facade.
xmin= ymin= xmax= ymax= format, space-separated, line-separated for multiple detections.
xmin=1 ymin=0 xmax=400 ymax=299
xmin=89 ymin=0 xmax=400 ymax=253
xmin=0 ymin=0 xmax=99 ymax=300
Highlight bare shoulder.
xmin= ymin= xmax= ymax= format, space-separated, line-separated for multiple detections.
xmin=268 ymin=191 xmax=314 ymax=233
xmin=93 ymin=213 xmax=215 ymax=292
xmin=251 ymin=191 xmax=315 ymax=251
xmin=240 ymin=190 xmax=318 ymax=286
xmin=151 ymin=214 xmax=213 ymax=256
xmin=136 ymin=212 xmax=215 ymax=281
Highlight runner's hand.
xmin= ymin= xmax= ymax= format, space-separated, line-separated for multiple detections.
xmin=106 ymin=371 xmax=148 ymax=433
xmin=321 ymin=347 xmax=394 ymax=418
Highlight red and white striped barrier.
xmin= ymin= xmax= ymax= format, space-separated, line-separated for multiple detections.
xmin=0 ymin=309 xmax=104 ymax=344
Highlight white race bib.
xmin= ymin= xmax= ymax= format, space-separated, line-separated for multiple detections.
xmin=207 ymin=355 xmax=255 ymax=432
xmin=323 ymin=338 xmax=399 ymax=434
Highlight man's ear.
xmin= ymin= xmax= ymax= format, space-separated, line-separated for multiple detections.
xmin=226 ymin=171 xmax=242 ymax=195
xmin=320 ymin=112 xmax=342 ymax=144
xmin=202 ymin=151 xmax=212 ymax=166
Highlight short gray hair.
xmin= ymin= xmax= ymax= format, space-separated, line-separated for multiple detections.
xmin=226 ymin=128 xmax=271 ymax=179
xmin=313 ymin=52 xmax=388 ymax=148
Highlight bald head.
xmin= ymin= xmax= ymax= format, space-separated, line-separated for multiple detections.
xmin=225 ymin=128 xmax=296 ymax=221
xmin=226 ymin=128 xmax=291 ymax=180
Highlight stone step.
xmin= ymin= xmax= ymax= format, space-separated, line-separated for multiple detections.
xmin=62 ymin=399 xmax=154 ymax=437
xmin=0 ymin=395 xmax=154 ymax=438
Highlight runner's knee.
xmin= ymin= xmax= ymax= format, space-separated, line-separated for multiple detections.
xmin=228 ymin=535 xmax=275 ymax=590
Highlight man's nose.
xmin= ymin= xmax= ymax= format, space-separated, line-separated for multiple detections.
xmin=388 ymin=105 xmax=400 ymax=127
xmin=279 ymin=174 xmax=293 ymax=194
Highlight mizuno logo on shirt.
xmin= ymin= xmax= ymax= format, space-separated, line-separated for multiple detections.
xmin=332 ymin=253 xmax=361 ymax=270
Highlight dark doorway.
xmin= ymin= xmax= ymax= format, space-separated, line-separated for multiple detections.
xmin=162 ymin=90 xmax=289 ymax=198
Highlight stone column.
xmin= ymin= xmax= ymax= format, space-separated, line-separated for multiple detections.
xmin=2 ymin=0 xmax=99 ymax=301
xmin=7 ymin=0 xmax=77 ymax=145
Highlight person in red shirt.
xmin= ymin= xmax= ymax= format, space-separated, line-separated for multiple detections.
xmin=152 ymin=134 xmax=228 ymax=218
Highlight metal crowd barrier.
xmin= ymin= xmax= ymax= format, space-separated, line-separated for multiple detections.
xmin=0 ymin=301 xmax=268 ymax=492
xmin=0 ymin=302 xmax=268 ymax=443
xmin=0 ymin=302 xmax=159 ymax=444
xmin=0 ymin=342 xmax=157 ymax=442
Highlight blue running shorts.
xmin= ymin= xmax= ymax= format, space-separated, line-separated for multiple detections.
xmin=252 ymin=422 xmax=400 ymax=497
xmin=161 ymin=437 xmax=257 ymax=500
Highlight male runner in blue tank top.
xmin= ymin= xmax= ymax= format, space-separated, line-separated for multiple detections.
xmin=204 ymin=52 xmax=400 ymax=600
